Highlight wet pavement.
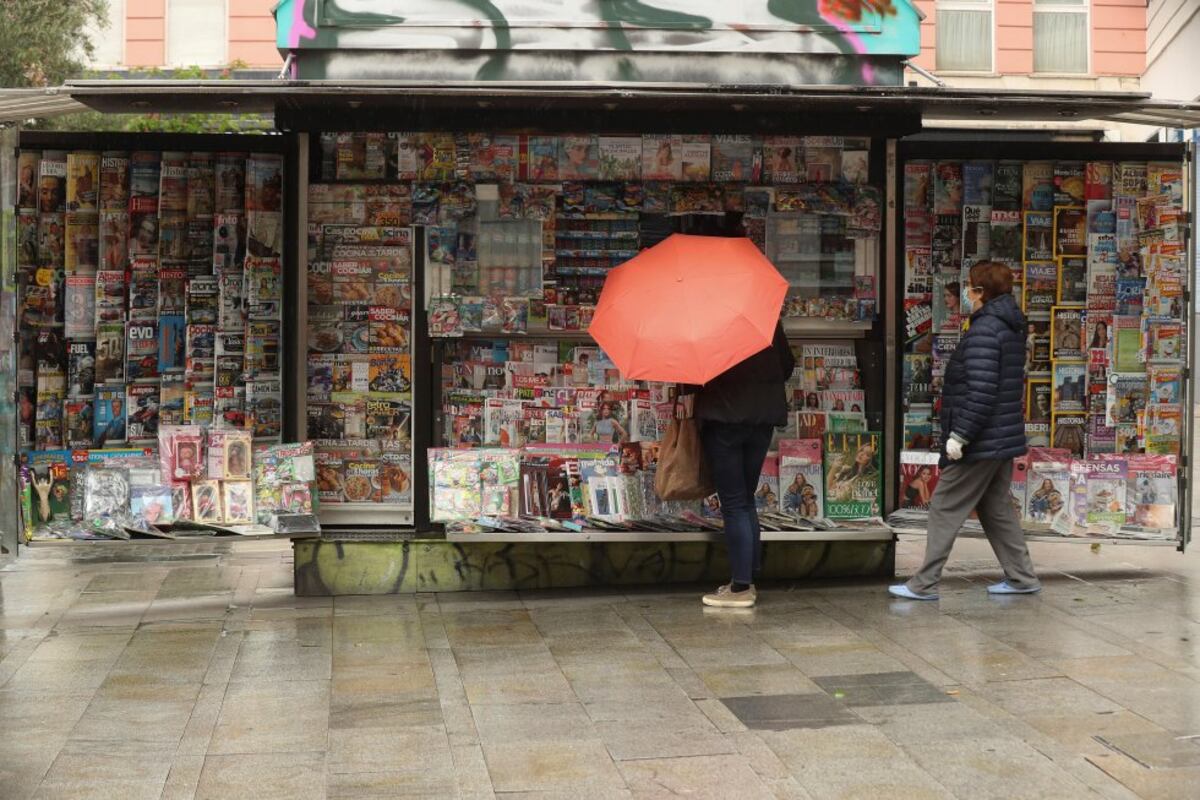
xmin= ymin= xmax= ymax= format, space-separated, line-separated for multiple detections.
xmin=1 ymin=536 xmax=1199 ymax=799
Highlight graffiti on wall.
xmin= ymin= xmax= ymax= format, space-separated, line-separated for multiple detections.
xmin=274 ymin=0 xmax=921 ymax=85
xmin=292 ymin=539 xmax=894 ymax=595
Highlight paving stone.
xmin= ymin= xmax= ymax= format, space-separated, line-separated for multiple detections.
xmin=721 ymin=693 xmax=860 ymax=731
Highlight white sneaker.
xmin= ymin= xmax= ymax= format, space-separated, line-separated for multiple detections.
xmin=702 ymin=583 xmax=756 ymax=608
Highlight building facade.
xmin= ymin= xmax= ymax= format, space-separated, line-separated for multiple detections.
xmin=88 ymin=0 xmax=281 ymax=70
xmin=908 ymin=1 xmax=1146 ymax=92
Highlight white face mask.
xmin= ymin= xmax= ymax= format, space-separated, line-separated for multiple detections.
xmin=962 ymin=285 xmax=974 ymax=310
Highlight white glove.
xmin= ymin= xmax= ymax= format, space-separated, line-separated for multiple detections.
xmin=946 ymin=438 xmax=964 ymax=461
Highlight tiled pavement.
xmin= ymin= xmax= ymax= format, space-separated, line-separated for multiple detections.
xmin=2 ymin=537 xmax=1200 ymax=799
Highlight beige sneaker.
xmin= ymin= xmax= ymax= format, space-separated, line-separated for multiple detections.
xmin=702 ymin=584 xmax=756 ymax=608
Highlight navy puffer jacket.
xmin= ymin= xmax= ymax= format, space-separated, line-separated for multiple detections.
xmin=939 ymin=293 xmax=1028 ymax=467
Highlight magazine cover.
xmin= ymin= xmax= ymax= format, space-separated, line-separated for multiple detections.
xmin=34 ymin=368 xmax=65 ymax=449
xmin=125 ymin=383 xmax=159 ymax=442
xmin=64 ymin=275 xmax=96 ymax=339
xmin=963 ymin=161 xmax=994 ymax=205
xmin=557 ymin=135 xmax=599 ymax=181
xmin=1024 ymin=451 xmax=1069 ymax=525
xmin=94 ymin=322 xmax=125 ymax=385
xmin=158 ymin=372 xmax=185 ymax=427
xmin=1113 ymin=315 xmax=1144 ymax=372
xmin=681 ymin=140 xmax=712 ymax=182
xmin=712 ymin=134 xmax=759 ymax=183
xmin=1050 ymin=307 xmax=1084 ymax=361
xmin=24 ymin=450 xmax=72 ymax=525
xmin=754 ymin=453 xmax=779 ymax=513
xmin=158 ymin=268 xmax=187 ymax=316
xmin=1053 ymin=162 xmax=1086 ymax=205
xmin=186 ymin=275 xmax=219 ymax=325
xmin=823 ymin=432 xmax=882 ymax=519
xmin=903 ymin=353 xmax=932 ymax=405
xmin=185 ymin=324 xmax=216 ymax=376
xmin=1085 ymin=459 xmax=1127 ymax=530
xmin=1022 ymin=262 xmax=1057 ymax=316
xmin=66 ymin=149 xmax=100 ymax=211
xmin=992 ymin=161 xmax=1022 ymax=210
xmin=933 ymin=162 xmax=963 ymax=214
xmin=763 ymin=136 xmax=802 ymax=184
xmin=1053 ymin=206 xmax=1087 ymax=258
xmin=93 ymin=384 xmax=127 ymax=447
xmin=1126 ymin=454 xmax=1177 ymax=529
xmin=1106 ymin=373 xmax=1147 ymax=426
xmin=94 ymin=269 xmax=125 ymax=324
xmin=902 ymin=408 xmax=934 ymax=450
xmin=904 ymin=162 xmax=931 ymax=210
xmin=127 ymin=262 xmax=159 ymax=320
xmin=1147 ymin=320 xmax=1183 ymax=363
xmin=523 ymin=135 xmax=559 ymax=182
xmin=157 ymin=315 xmax=186 ymax=374
xmin=1052 ymin=362 xmax=1086 ymax=412
xmin=1147 ymin=364 xmax=1182 ymax=405
xmin=1145 ymin=403 xmax=1183 ymax=455
xmin=65 ymin=400 xmax=93 ymax=448
xmin=1027 ymin=379 xmax=1052 ymax=422
xmin=989 ymin=209 xmax=1022 ymax=266
xmin=125 ymin=321 xmax=159 ymax=382
xmin=779 ymin=439 xmax=823 ymax=518
xmin=960 ymin=203 xmax=991 ymax=269
xmin=1008 ymin=457 xmax=1029 ymax=515
xmin=899 ymin=450 xmax=940 ymax=510
xmin=96 ymin=151 xmax=129 ymax=212
xmin=595 ymin=136 xmax=641 ymax=181
xmin=38 ymin=156 xmax=67 ymax=213
xmin=1057 ymin=257 xmax=1087 ymax=306
xmin=246 ymin=153 xmax=284 ymax=212
xmin=1022 ymin=162 xmax=1054 ymax=211
xmin=37 ymin=213 xmax=65 ymax=269
xmin=1051 ymin=412 xmax=1087 ymax=457
xmin=246 ymin=378 xmax=283 ymax=440
xmin=1023 ymin=211 xmax=1054 ymax=261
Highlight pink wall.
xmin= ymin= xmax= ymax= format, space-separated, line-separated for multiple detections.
xmin=230 ymin=0 xmax=283 ymax=66
xmin=115 ymin=0 xmax=281 ymax=69
xmin=912 ymin=0 xmax=1145 ymax=76
xmin=125 ymin=0 xmax=166 ymax=68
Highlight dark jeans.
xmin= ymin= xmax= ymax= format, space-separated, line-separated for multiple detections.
xmin=700 ymin=420 xmax=775 ymax=585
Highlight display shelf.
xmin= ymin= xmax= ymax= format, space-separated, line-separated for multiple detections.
xmin=555 ymin=231 xmax=639 ymax=240
xmin=446 ymin=527 xmax=892 ymax=543
xmin=320 ymin=504 xmax=415 ymax=526
xmin=440 ymin=319 xmax=873 ymax=340
xmin=25 ymin=529 xmax=321 ymax=545
xmin=891 ymin=528 xmax=1179 ymax=547
xmin=782 ymin=318 xmax=874 ymax=337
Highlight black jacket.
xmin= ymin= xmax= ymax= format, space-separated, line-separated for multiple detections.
xmin=694 ymin=322 xmax=795 ymax=427
xmin=940 ymin=293 xmax=1028 ymax=466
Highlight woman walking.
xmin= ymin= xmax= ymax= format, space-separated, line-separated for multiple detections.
xmin=693 ymin=320 xmax=795 ymax=608
xmin=890 ymin=262 xmax=1041 ymax=600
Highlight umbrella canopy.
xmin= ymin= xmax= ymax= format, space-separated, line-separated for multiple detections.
xmin=588 ymin=234 xmax=788 ymax=385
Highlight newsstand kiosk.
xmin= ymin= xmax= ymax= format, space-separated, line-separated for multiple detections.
xmin=1 ymin=2 xmax=1197 ymax=593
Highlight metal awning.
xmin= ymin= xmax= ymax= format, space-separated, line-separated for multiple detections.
xmin=5 ymin=81 xmax=1199 ymax=129
xmin=0 ymin=89 xmax=88 ymax=126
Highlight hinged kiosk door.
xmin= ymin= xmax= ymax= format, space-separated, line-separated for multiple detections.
xmin=894 ymin=140 xmax=1194 ymax=551
xmin=0 ymin=128 xmax=19 ymax=554
xmin=303 ymin=135 xmax=415 ymax=526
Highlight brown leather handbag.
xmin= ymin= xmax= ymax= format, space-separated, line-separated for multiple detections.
xmin=654 ymin=394 xmax=714 ymax=501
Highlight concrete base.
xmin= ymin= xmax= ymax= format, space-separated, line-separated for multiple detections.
xmin=293 ymin=539 xmax=895 ymax=595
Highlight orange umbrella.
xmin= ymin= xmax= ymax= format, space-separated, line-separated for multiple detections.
xmin=588 ymin=234 xmax=788 ymax=384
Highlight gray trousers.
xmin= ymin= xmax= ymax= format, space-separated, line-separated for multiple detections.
xmin=907 ymin=458 xmax=1041 ymax=595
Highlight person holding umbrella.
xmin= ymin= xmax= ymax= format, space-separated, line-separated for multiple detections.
xmin=890 ymin=261 xmax=1041 ymax=600
xmin=691 ymin=320 xmax=794 ymax=608
xmin=588 ymin=233 xmax=793 ymax=609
